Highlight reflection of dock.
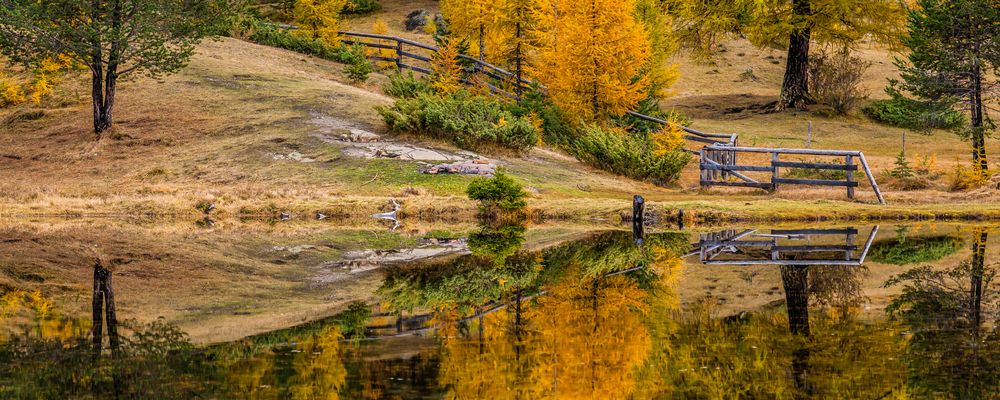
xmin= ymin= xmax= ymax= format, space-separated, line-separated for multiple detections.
xmin=686 ymin=226 xmax=879 ymax=266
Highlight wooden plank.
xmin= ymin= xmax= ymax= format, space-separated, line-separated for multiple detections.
xmin=702 ymin=157 xmax=758 ymax=183
xmin=399 ymin=50 xmax=431 ymax=62
xmin=702 ymin=164 xmax=774 ymax=172
xmin=707 ymin=145 xmax=862 ymax=157
xmin=700 ymin=180 xmax=773 ymax=189
xmin=773 ymin=178 xmax=859 ymax=187
xmin=771 ymin=228 xmax=858 ymax=235
xmin=774 ymin=245 xmax=858 ymax=252
xmin=341 ymin=40 xmax=397 ymax=50
xmin=772 ymin=161 xmax=858 ymax=171
xmin=700 ymin=240 xmax=775 ymax=247
xmin=846 ymin=155 xmax=856 ymax=199
xmin=367 ymin=55 xmax=396 ymax=63
xmin=857 ymin=226 xmax=880 ymax=264
xmin=399 ymin=64 xmax=431 ymax=74
xmin=702 ymin=260 xmax=863 ymax=266
xmin=859 ymin=152 xmax=886 ymax=204
xmin=686 ymin=135 xmax=728 ymax=145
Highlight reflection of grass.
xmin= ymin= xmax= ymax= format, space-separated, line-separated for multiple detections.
xmin=868 ymin=235 xmax=964 ymax=265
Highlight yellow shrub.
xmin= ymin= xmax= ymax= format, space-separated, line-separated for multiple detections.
xmin=950 ymin=161 xmax=990 ymax=191
xmin=652 ymin=122 xmax=685 ymax=156
xmin=28 ymin=75 xmax=52 ymax=105
xmin=0 ymin=76 xmax=27 ymax=106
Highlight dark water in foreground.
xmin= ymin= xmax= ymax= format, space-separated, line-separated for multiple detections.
xmin=1 ymin=223 xmax=998 ymax=399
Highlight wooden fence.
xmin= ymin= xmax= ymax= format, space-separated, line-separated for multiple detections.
xmin=700 ymin=146 xmax=885 ymax=204
xmin=338 ymin=31 xmax=884 ymax=204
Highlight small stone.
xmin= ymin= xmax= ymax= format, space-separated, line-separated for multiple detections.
xmin=279 ymin=212 xmax=291 ymax=221
xmin=316 ymin=212 xmax=327 ymax=220
xmin=473 ymin=159 xmax=490 ymax=164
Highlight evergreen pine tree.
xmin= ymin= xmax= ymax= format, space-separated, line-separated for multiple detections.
xmin=893 ymin=0 xmax=1000 ymax=176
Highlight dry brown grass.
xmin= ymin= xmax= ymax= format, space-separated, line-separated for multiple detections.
xmin=0 ymin=4 xmax=998 ymax=222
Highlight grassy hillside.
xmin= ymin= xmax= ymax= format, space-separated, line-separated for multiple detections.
xmin=1 ymin=1 xmax=999 ymax=221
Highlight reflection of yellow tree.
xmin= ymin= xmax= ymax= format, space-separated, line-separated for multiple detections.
xmin=527 ymin=271 xmax=651 ymax=399
xmin=286 ymin=326 xmax=347 ymax=399
xmin=438 ymin=309 xmax=527 ymax=400
xmin=223 ymin=355 xmax=276 ymax=398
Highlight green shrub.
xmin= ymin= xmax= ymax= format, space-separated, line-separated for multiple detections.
xmin=868 ymin=235 xmax=964 ymax=265
xmin=377 ymin=91 xmax=538 ymax=151
xmin=382 ymin=73 xmax=432 ymax=98
xmin=466 ymin=170 xmax=528 ymax=213
xmin=569 ymin=125 xmax=690 ymax=185
xmin=344 ymin=0 xmax=381 ymax=15
xmin=863 ymin=87 xmax=965 ymax=131
xmin=345 ymin=55 xmax=373 ymax=83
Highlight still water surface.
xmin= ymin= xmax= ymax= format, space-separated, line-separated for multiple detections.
xmin=1 ymin=223 xmax=997 ymax=399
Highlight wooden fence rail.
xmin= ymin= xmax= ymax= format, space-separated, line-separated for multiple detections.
xmin=700 ymin=146 xmax=885 ymax=204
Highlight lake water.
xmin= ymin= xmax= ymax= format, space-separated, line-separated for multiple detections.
xmin=1 ymin=221 xmax=997 ymax=399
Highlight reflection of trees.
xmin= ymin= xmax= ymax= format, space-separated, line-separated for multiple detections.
xmin=430 ymin=231 xmax=689 ymax=399
xmin=885 ymin=227 xmax=1000 ymax=398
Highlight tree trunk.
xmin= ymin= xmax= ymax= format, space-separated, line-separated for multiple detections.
xmin=777 ymin=0 xmax=812 ymax=111
xmin=91 ymin=265 xmax=105 ymax=359
xmin=970 ymin=229 xmax=986 ymax=334
xmin=781 ymin=264 xmax=811 ymax=336
xmin=970 ymin=59 xmax=987 ymax=174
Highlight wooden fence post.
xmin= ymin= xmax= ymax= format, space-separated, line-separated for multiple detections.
xmin=845 ymin=155 xmax=855 ymax=200
xmin=395 ymin=40 xmax=403 ymax=71
xmin=633 ymin=195 xmax=645 ymax=245
xmin=771 ymin=152 xmax=780 ymax=192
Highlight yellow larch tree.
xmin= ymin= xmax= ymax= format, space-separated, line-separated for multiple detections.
xmin=430 ymin=38 xmax=463 ymax=95
xmin=440 ymin=0 xmax=506 ymax=61
xmin=531 ymin=0 xmax=652 ymax=121
xmin=293 ymin=0 xmax=348 ymax=47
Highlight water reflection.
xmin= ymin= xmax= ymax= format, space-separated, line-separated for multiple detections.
xmin=0 ymin=223 xmax=997 ymax=398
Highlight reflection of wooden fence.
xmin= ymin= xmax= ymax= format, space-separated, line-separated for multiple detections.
xmin=688 ymin=226 xmax=880 ymax=266
xmin=700 ymin=146 xmax=885 ymax=204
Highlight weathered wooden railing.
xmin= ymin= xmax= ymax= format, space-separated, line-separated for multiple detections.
xmin=338 ymin=31 xmax=738 ymax=148
xmin=686 ymin=226 xmax=880 ymax=266
xmin=699 ymin=146 xmax=885 ymax=204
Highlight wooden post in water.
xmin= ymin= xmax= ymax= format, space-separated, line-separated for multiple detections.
xmin=633 ymin=195 xmax=645 ymax=245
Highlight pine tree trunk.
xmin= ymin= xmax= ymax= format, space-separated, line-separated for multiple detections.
xmin=777 ymin=0 xmax=812 ymax=111
xmin=970 ymin=61 xmax=987 ymax=174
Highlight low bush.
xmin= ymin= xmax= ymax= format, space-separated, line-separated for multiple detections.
xmin=569 ymin=125 xmax=690 ymax=185
xmin=466 ymin=170 xmax=528 ymax=214
xmin=807 ymin=48 xmax=870 ymax=115
xmin=382 ymin=73 xmax=432 ymax=98
xmin=344 ymin=55 xmax=373 ymax=82
xmin=377 ymin=91 xmax=538 ymax=152
xmin=863 ymin=87 xmax=965 ymax=131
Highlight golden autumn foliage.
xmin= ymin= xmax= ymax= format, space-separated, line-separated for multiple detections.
xmin=369 ymin=18 xmax=396 ymax=69
xmin=430 ymin=39 xmax=463 ymax=95
xmin=526 ymin=273 xmax=651 ymax=399
xmin=531 ymin=0 xmax=652 ymax=121
xmin=292 ymin=0 xmax=347 ymax=46
xmin=440 ymin=0 xmax=505 ymax=61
